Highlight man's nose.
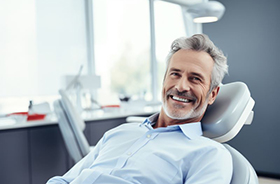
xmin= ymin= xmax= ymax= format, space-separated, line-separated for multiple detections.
xmin=175 ymin=77 xmax=190 ymax=92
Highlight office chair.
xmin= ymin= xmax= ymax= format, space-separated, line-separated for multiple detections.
xmin=126 ymin=82 xmax=258 ymax=184
xmin=53 ymin=90 xmax=94 ymax=163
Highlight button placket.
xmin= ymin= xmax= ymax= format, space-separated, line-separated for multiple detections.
xmin=113 ymin=131 xmax=159 ymax=171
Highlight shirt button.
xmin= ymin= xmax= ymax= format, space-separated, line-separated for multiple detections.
xmin=127 ymin=152 xmax=132 ymax=156
xmin=146 ymin=134 xmax=151 ymax=138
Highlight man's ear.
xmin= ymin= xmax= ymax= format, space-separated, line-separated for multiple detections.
xmin=208 ymin=86 xmax=220 ymax=105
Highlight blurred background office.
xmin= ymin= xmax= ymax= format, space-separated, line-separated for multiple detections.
xmin=0 ymin=0 xmax=280 ymax=183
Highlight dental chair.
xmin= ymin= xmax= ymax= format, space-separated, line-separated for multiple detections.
xmin=53 ymin=90 xmax=94 ymax=163
xmin=126 ymin=82 xmax=258 ymax=184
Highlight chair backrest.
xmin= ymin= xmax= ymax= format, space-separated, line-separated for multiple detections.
xmin=53 ymin=90 xmax=90 ymax=163
xmin=201 ymin=82 xmax=258 ymax=184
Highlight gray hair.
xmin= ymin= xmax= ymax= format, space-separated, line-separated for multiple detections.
xmin=165 ymin=34 xmax=228 ymax=92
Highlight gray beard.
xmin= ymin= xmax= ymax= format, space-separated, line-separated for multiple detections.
xmin=162 ymin=98 xmax=208 ymax=120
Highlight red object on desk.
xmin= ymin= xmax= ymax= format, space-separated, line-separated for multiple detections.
xmin=101 ymin=105 xmax=120 ymax=108
xmin=8 ymin=112 xmax=46 ymax=121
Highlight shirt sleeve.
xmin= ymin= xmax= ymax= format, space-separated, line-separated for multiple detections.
xmin=46 ymin=135 xmax=105 ymax=184
xmin=184 ymin=145 xmax=233 ymax=184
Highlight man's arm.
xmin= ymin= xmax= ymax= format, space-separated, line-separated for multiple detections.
xmin=184 ymin=145 xmax=233 ymax=184
xmin=46 ymin=136 xmax=104 ymax=184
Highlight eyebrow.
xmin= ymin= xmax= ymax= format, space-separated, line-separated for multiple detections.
xmin=169 ymin=67 xmax=182 ymax=72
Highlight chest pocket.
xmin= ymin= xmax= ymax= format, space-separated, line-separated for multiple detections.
xmin=126 ymin=153 xmax=178 ymax=184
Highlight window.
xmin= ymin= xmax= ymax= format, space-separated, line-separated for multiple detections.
xmin=93 ymin=0 xmax=151 ymax=105
xmin=0 ymin=0 xmax=88 ymax=113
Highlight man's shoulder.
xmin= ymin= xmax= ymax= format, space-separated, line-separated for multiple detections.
xmin=194 ymin=135 xmax=229 ymax=152
xmin=112 ymin=122 xmax=141 ymax=131
xmin=104 ymin=122 xmax=143 ymax=136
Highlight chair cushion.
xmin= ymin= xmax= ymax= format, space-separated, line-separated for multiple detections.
xmin=202 ymin=82 xmax=254 ymax=142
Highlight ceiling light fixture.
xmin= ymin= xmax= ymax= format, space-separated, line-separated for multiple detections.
xmin=187 ymin=0 xmax=225 ymax=23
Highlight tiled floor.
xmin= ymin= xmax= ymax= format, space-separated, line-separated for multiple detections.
xmin=259 ymin=177 xmax=280 ymax=184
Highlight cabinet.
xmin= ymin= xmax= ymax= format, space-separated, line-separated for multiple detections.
xmin=0 ymin=129 xmax=30 ymax=184
xmin=29 ymin=126 xmax=69 ymax=184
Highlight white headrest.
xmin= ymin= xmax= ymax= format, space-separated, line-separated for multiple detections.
xmin=202 ymin=82 xmax=255 ymax=143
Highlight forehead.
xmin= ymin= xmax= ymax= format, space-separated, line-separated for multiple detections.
xmin=168 ymin=49 xmax=214 ymax=77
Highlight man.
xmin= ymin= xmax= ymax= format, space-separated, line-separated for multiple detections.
xmin=47 ymin=34 xmax=232 ymax=184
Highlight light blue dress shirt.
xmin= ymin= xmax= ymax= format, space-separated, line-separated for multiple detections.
xmin=47 ymin=113 xmax=232 ymax=184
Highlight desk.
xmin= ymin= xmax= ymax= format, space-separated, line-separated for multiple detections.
xmin=0 ymin=106 xmax=159 ymax=130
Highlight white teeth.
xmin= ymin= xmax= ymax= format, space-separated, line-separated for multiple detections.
xmin=172 ymin=96 xmax=190 ymax=103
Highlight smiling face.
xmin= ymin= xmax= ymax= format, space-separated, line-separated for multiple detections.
xmin=159 ymin=49 xmax=219 ymax=126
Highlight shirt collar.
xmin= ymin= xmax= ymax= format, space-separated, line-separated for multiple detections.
xmin=178 ymin=122 xmax=203 ymax=139
xmin=140 ymin=112 xmax=203 ymax=140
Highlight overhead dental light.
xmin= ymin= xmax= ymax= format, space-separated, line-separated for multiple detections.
xmin=186 ymin=0 xmax=225 ymax=23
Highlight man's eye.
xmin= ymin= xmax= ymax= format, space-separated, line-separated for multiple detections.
xmin=191 ymin=77 xmax=201 ymax=81
xmin=170 ymin=72 xmax=179 ymax=76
